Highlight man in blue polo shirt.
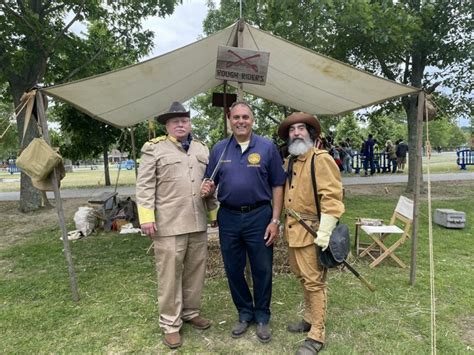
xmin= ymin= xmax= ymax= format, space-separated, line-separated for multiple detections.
xmin=201 ymin=101 xmax=285 ymax=343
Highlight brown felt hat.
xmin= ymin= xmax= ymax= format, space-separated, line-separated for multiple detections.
xmin=278 ymin=112 xmax=321 ymax=140
xmin=155 ymin=101 xmax=190 ymax=124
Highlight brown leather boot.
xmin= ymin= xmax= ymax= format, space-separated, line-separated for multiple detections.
xmin=185 ymin=315 xmax=212 ymax=330
xmin=163 ymin=332 xmax=182 ymax=349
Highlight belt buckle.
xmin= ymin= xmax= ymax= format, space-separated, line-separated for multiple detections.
xmin=240 ymin=205 xmax=251 ymax=213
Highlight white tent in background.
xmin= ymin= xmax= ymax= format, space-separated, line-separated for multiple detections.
xmin=41 ymin=21 xmax=418 ymax=128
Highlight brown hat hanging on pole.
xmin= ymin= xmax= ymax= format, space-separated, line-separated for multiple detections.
xmin=278 ymin=112 xmax=321 ymax=140
xmin=155 ymin=101 xmax=190 ymax=124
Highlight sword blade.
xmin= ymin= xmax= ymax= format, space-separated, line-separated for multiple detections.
xmin=209 ymin=135 xmax=233 ymax=181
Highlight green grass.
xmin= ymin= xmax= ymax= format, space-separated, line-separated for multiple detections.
xmin=0 ymin=189 xmax=473 ymax=353
xmin=0 ymin=168 xmax=137 ymax=192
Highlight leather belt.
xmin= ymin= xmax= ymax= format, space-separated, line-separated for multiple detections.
xmin=221 ymin=201 xmax=270 ymax=213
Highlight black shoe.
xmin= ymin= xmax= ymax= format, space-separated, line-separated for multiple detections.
xmin=231 ymin=320 xmax=249 ymax=338
xmin=256 ymin=322 xmax=271 ymax=343
xmin=287 ymin=319 xmax=311 ymax=333
xmin=296 ymin=338 xmax=324 ymax=355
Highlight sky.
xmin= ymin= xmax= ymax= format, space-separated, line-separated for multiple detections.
xmin=142 ymin=0 xmax=210 ymax=58
xmin=69 ymin=0 xmax=210 ymax=59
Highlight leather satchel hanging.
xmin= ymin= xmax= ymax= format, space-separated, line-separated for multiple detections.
xmin=310 ymin=154 xmax=350 ymax=268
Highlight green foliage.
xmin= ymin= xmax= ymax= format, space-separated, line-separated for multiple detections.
xmin=0 ymin=96 xmax=17 ymax=160
xmin=191 ymin=87 xmax=288 ymax=148
xmin=51 ymin=104 xmax=121 ymax=161
xmin=0 ymin=0 xmax=182 ymax=207
xmin=334 ymin=114 xmax=363 ymax=148
xmin=0 ymin=1 xmax=181 ymax=87
xmin=191 ymin=91 xmax=227 ymax=147
xmin=367 ymin=113 xmax=407 ymax=146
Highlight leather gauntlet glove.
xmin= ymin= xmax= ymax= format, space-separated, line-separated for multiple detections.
xmin=314 ymin=213 xmax=338 ymax=251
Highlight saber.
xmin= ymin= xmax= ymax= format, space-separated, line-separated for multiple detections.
xmin=201 ymin=135 xmax=233 ymax=198
xmin=209 ymin=135 xmax=233 ymax=181
xmin=287 ymin=208 xmax=376 ymax=292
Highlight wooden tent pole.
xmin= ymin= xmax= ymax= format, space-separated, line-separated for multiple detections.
xmin=223 ymin=81 xmax=228 ymax=137
xmin=410 ymin=90 xmax=425 ymax=286
xmin=237 ymin=18 xmax=245 ymax=101
xmin=130 ymin=126 xmax=138 ymax=178
xmin=35 ymin=91 xmax=79 ymax=301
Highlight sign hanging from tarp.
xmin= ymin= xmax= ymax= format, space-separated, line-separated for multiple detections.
xmin=215 ymin=45 xmax=270 ymax=85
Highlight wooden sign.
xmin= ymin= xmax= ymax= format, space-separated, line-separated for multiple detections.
xmin=215 ymin=45 xmax=270 ymax=85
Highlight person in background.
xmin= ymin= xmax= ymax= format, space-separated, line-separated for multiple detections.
xmin=362 ymin=134 xmax=375 ymax=176
xmin=396 ymin=139 xmax=409 ymax=172
xmin=385 ymin=140 xmax=397 ymax=173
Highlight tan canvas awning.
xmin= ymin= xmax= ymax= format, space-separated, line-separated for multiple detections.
xmin=42 ymin=21 xmax=419 ymax=128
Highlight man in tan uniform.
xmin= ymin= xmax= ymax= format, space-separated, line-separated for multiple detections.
xmin=278 ymin=112 xmax=345 ymax=355
xmin=136 ymin=101 xmax=217 ymax=349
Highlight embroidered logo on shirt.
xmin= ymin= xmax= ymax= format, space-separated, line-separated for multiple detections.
xmin=248 ymin=153 xmax=261 ymax=165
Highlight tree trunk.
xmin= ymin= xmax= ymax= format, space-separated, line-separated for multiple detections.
xmin=403 ymin=49 xmax=425 ymax=194
xmin=103 ymin=147 xmax=111 ymax=186
xmin=403 ymin=95 xmax=421 ymax=193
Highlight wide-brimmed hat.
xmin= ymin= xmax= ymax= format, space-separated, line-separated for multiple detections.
xmin=155 ymin=101 xmax=190 ymax=124
xmin=278 ymin=112 xmax=321 ymax=140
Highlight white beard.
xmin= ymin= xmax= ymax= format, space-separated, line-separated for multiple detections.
xmin=288 ymin=137 xmax=314 ymax=156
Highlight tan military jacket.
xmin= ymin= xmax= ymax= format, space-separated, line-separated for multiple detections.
xmin=136 ymin=135 xmax=217 ymax=237
xmin=284 ymin=148 xmax=345 ymax=247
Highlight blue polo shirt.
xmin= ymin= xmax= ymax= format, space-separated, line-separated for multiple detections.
xmin=205 ymin=133 xmax=286 ymax=208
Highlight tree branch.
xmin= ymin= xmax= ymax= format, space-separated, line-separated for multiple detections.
xmin=44 ymin=3 xmax=66 ymax=16
xmin=16 ymin=0 xmax=26 ymax=13
xmin=1 ymin=1 xmax=47 ymax=54
xmin=47 ymin=0 xmax=86 ymax=54
xmin=57 ymin=48 xmax=103 ymax=84
xmin=425 ymin=82 xmax=441 ymax=94
xmin=252 ymin=106 xmax=281 ymax=125
xmin=375 ymin=54 xmax=396 ymax=81
xmin=400 ymin=55 xmax=411 ymax=85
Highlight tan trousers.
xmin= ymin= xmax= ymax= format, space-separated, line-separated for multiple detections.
xmin=288 ymin=244 xmax=328 ymax=343
xmin=152 ymin=231 xmax=208 ymax=334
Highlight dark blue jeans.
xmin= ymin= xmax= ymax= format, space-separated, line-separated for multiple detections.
xmin=363 ymin=157 xmax=375 ymax=175
xmin=390 ymin=158 xmax=397 ymax=173
xmin=217 ymin=204 xmax=273 ymax=324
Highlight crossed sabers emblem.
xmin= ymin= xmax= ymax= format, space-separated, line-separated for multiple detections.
xmin=226 ymin=49 xmax=260 ymax=73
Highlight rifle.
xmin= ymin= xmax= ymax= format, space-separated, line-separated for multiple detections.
xmin=287 ymin=208 xmax=376 ymax=292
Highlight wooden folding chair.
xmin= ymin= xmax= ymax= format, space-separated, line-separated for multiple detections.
xmin=358 ymin=196 xmax=414 ymax=268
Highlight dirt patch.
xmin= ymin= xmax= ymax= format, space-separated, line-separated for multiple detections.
xmin=459 ymin=315 xmax=474 ymax=347
xmin=0 ymin=198 xmax=89 ymax=251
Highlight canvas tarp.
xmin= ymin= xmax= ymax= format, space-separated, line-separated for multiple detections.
xmin=42 ymin=21 xmax=419 ymax=128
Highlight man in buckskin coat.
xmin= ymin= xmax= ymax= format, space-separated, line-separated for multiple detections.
xmin=278 ymin=112 xmax=345 ymax=355
xmin=136 ymin=101 xmax=217 ymax=349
